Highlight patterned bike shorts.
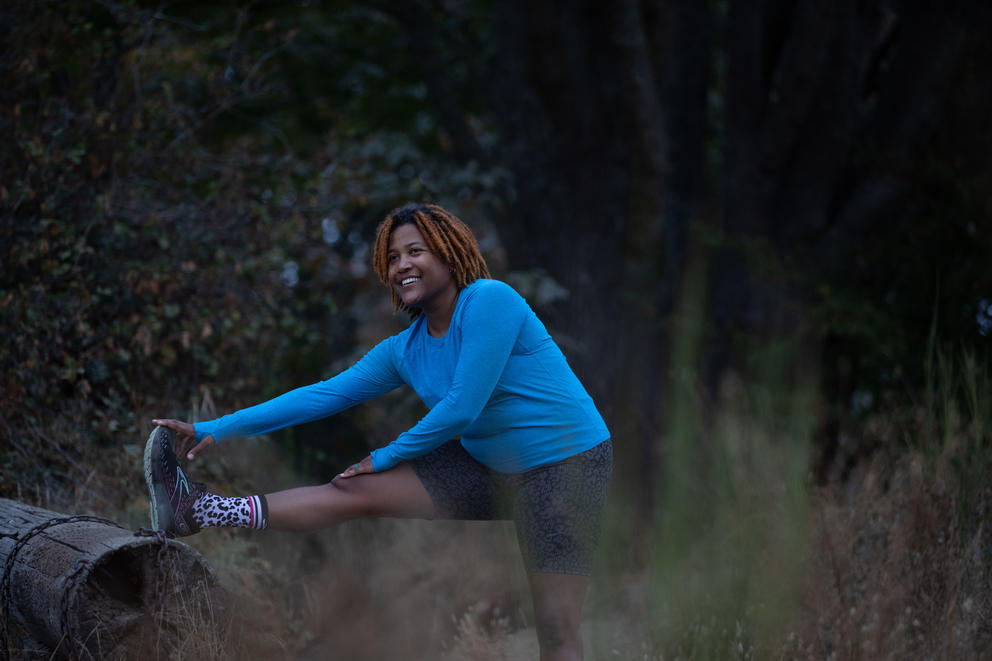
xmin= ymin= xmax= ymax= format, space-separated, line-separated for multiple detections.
xmin=409 ymin=438 xmax=613 ymax=575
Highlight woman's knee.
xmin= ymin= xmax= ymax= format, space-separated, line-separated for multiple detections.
xmin=328 ymin=475 xmax=380 ymax=517
xmin=327 ymin=467 xmax=434 ymax=519
xmin=535 ymin=606 xmax=581 ymax=649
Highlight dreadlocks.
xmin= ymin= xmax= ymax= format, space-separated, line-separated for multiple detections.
xmin=373 ymin=203 xmax=491 ymax=318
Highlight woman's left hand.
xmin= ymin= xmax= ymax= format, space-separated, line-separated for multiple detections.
xmin=338 ymin=455 xmax=375 ymax=479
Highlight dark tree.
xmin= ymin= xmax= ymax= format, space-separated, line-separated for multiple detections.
xmin=473 ymin=0 xmax=992 ymax=506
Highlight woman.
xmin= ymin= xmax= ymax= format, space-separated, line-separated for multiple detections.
xmin=148 ymin=203 xmax=612 ymax=661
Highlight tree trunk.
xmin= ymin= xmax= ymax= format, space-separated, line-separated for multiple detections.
xmin=489 ymin=0 xmax=719 ymax=522
xmin=490 ymin=0 xmax=632 ymax=421
xmin=0 ymin=498 xmax=218 ymax=660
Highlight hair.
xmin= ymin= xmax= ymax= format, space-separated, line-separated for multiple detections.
xmin=372 ymin=203 xmax=491 ymax=318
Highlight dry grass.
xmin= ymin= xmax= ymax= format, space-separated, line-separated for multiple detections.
xmin=11 ymin=437 xmax=992 ymax=661
xmin=789 ymin=451 xmax=992 ymax=660
xmin=8 ymin=353 xmax=992 ymax=659
xmin=10 ymin=425 xmax=991 ymax=661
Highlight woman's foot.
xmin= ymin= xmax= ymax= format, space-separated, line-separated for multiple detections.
xmin=144 ymin=425 xmax=203 ymax=537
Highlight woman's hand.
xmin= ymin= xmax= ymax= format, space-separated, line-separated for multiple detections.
xmin=151 ymin=418 xmax=215 ymax=461
xmin=337 ymin=454 xmax=375 ymax=479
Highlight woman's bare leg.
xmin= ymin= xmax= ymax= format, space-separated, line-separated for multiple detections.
xmin=266 ymin=463 xmax=434 ymax=531
xmin=528 ymin=572 xmax=589 ymax=661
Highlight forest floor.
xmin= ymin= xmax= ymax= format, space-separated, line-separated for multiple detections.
xmin=8 ymin=421 xmax=992 ymax=660
xmin=138 ymin=443 xmax=986 ymax=661
xmin=201 ymin=441 xmax=992 ymax=660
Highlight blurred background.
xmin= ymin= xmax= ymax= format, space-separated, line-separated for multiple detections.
xmin=2 ymin=0 xmax=992 ymax=658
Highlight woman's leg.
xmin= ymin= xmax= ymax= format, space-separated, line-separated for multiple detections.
xmin=266 ymin=463 xmax=434 ymax=531
xmin=508 ymin=441 xmax=612 ymax=660
xmin=527 ymin=572 xmax=589 ymax=661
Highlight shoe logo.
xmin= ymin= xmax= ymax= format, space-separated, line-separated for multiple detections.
xmin=172 ymin=465 xmax=191 ymax=518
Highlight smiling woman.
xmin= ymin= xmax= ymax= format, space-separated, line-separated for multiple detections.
xmin=373 ymin=204 xmax=491 ymax=321
xmin=148 ymin=203 xmax=613 ymax=661
xmin=386 ymin=224 xmax=461 ymax=335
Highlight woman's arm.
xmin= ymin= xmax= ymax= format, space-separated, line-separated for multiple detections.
xmin=370 ymin=282 xmax=528 ymax=471
xmin=185 ymin=337 xmax=403 ymax=446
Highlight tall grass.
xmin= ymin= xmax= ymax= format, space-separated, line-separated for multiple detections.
xmin=98 ymin=337 xmax=988 ymax=660
xmin=586 ymin=278 xmax=992 ymax=659
xmin=791 ymin=340 xmax=992 ymax=659
xmin=10 ymin=285 xmax=992 ymax=659
xmin=627 ymin=364 xmax=812 ymax=658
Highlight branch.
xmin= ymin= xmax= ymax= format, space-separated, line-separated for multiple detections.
xmin=609 ymin=0 xmax=667 ymax=178
xmin=753 ymin=1 xmax=837 ymax=184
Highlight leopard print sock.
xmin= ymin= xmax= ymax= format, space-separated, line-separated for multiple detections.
xmin=192 ymin=492 xmax=269 ymax=530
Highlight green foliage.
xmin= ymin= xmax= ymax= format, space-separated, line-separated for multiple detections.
xmin=656 ymin=260 xmax=812 ymax=657
xmin=0 ymin=0 xmax=502 ymax=500
xmin=920 ymin=338 xmax=992 ymax=536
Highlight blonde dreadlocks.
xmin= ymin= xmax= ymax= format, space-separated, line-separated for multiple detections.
xmin=373 ymin=203 xmax=491 ymax=318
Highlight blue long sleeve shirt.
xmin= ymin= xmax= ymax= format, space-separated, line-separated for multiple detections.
xmin=194 ymin=279 xmax=610 ymax=473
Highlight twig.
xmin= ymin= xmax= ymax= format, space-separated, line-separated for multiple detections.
xmin=26 ymin=420 xmax=87 ymax=475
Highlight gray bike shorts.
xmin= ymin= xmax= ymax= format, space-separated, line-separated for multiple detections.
xmin=409 ymin=438 xmax=613 ymax=575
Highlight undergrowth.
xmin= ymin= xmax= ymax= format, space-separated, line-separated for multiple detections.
xmin=5 ymin=346 xmax=990 ymax=660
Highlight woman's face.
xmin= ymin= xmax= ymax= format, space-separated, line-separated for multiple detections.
xmin=387 ymin=223 xmax=456 ymax=311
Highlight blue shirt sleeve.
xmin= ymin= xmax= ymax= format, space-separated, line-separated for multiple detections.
xmin=193 ymin=337 xmax=403 ymax=442
xmin=370 ymin=283 xmax=528 ymax=471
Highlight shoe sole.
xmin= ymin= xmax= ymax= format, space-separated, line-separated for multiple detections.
xmin=143 ymin=425 xmax=174 ymax=533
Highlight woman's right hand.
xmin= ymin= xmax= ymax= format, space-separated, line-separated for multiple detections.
xmin=151 ymin=418 xmax=215 ymax=461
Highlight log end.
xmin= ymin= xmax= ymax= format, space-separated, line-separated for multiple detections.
xmin=3 ymin=513 xmax=225 ymax=660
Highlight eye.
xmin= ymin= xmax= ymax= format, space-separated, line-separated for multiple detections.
xmin=387 ymin=254 xmax=398 ymax=263
xmin=409 ymin=247 xmax=423 ymax=255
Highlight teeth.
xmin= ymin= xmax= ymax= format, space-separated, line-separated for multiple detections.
xmin=401 ymin=277 xmax=419 ymax=285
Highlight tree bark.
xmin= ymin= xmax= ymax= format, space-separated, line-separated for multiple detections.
xmin=489 ymin=0 xmax=715 ymax=521
xmin=490 ymin=0 xmax=632 ymax=419
xmin=0 ymin=498 xmax=218 ymax=660
xmin=708 ymin=1 xmax=987 ymax=381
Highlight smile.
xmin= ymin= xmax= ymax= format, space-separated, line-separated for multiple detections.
xmin=400 ymin=277 xmax=420 ymax=286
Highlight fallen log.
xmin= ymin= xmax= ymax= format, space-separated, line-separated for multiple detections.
xmin=0 ymin=498 xmax=219 ymax=660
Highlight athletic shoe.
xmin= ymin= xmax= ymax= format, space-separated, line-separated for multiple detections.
xmin=144 ymin=426 xmax=203 ymax=537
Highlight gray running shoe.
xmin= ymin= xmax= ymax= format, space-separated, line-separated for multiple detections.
xmin=144 ymin=426 xmax=202 ymax=537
